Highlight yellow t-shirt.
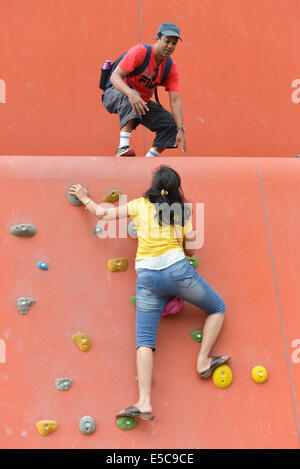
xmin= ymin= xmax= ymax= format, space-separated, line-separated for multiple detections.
xmin=127 ymin=197 xmax=193 ymax=260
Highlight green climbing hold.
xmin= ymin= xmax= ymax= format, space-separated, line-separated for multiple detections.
xmin=117 ymin=416 xmax=136 ymax=430
xmin=129 ymin=296 xmax=136 ymax=305
xmin=190 ymin=330 xmax=203 ymax=343
xmin=186 ymin=256 xmax=199 ymax=269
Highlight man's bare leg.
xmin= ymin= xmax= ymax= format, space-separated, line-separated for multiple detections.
xmin=121 ymin=119 xmax=135 ymax=133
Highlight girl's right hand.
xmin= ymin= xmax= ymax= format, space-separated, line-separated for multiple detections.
xmin=69 ymin=184 xmax=88 ymax=202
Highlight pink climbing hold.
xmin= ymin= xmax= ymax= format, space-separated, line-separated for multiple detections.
xmin=162 ymin=296 xmax=184 ymax=317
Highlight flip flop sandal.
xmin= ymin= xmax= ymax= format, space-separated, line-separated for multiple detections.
xmin=116 ymin=405 xmax=154 ymax=421
xmin=200 ymin=356 xmax=231 ymax=379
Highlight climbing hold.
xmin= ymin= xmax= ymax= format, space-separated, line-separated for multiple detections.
xmin=17 ymin=297 xmax=36 ymax=315
xmin=129 ymin=296 xmax=136 ymax=305
xmin=10 ymin=224 xmax=36 ymax=237
xmin=37 ymin=261 xmax=48 ymax=270
xmin=55 ymin=377 xmax=72 ymax=391
xmin=108 ymin=258 xmax=128 ymax=272
xmin=94 ymin=225 xmax=103 ymax=234
xmin=102 ymin=189 xmax=121 ymax=203
xmin=189 ymin=330 xmax=203 ymax=343
xmin=212 ymin=365 xmax=232 ymax=388
xmin=186 ymin=256 xmax=199 ymax=269
xmin=67 ymin=186 xmax=83 ymax=206
xmin=252 ymin=365 xmax=268 ymax=383
xmin=36 ymin=420 xmax=58 ymax=436
xmin=127 ymin=220 xmax=138 ymax=239
xmin=117 ymin=416 xmax=136 ymax=431
xmin=162 ymin=296 xmax=184 ymax=316
xmin=72 ymin=332 xmax=91 ymax=351
xmin=79 ymin=416 xmax=96 ymax=434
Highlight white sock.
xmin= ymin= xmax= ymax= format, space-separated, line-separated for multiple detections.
xmin=119 ymin=131 xmax=131 ymax=148
xmin=145 ymin=147 xmax=160 ymax=157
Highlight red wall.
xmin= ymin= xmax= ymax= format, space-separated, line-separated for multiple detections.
xmin=1 ymin=0 xmax=300 ymax=157
xmin=0 ymin=156 xmax=300 ymax=448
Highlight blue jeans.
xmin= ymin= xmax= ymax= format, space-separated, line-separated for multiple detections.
xmin=135 ymin=258 xmax=226 ymax=350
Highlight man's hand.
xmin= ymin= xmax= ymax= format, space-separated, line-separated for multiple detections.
xmin=174 ymin=129 xmax=187 ymax=153
xmin=128 ymin=90 xmax=149 ymax=116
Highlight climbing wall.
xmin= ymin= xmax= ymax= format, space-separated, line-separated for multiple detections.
xmin=0 ymin=0 xmax=300 ymax=157
xmin=0 ymin=156 xmax=299 ymax=449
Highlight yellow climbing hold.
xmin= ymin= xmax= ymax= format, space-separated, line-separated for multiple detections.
xmin=212 ymin=365 xmax=232 ymax=388
xmin=108 ymin=258 xmax=128 ymax=272
xmin=36 ymin=420 xmax=58 ymax=436
xmin=72 ymin=332 xmax=91 ymax=351
xmin=252 ymin=365 xmax=268 ymax=383
xmin=102 ymin=189 xmax=121 ymax=203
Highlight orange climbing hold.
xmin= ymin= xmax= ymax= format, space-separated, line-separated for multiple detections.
xmin=108 ymin=258 xmax=128 ymax=272
xmin=72 ymin=332 xmax=91 ymax=351
xmin=36 ymin=420 xmax=58 ymax=436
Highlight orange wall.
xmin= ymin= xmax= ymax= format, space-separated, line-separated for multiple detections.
xmin=0 ymin=0 xmax=300 ymax=157
xmin=0 ymin=156 xmax=300 ymax=449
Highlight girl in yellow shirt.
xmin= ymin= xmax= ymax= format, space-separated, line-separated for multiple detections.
xmin=69 ymin=165 xmax=229 ymax=421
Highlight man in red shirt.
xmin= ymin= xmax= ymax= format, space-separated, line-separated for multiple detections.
xmin=102 ymin=22 xmax=186 ymax=157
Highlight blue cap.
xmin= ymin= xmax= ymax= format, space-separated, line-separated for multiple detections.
xmin=157 ymin=22 xmax=182 ymax=41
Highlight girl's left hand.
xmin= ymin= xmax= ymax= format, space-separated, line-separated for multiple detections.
xmin=69 ymin=184 xmax=88 ymax=202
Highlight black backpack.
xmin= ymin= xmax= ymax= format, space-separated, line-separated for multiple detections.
xmin=99 ymin=44 xmax=173 ymax=105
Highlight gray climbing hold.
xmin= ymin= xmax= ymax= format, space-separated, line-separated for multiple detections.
xmin=10 ymin=224 xmax=36 ymax=237
xmin=67 ymin=186 xmax=83 ymax=206
xmin=55 ymin=378 xmax=72 ymax=391
xmin=79 ymin=416 xmax=96 ymax=435
xmin=17 ymin=297 xmax=36 ymax=315
xmin=127 ymin=220 xmax=137 ymax=238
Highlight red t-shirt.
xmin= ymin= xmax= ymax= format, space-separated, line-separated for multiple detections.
xmin=118 ymin=43 xmax=179 ymax=102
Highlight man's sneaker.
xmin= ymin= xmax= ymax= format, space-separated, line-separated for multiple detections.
xmin=115 ymin=146 xmax=136 ymax=157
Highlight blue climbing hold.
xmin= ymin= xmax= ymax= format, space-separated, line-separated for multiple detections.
xmin=37 ymin=261 xmax=48 ymax=271
xmin=94 ymin=226 xmax=103 ymax=234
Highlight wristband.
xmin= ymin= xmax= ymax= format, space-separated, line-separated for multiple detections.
xmin=84 ymin=198 xmax=91 ymax=209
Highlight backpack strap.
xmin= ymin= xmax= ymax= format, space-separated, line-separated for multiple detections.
xmin=161 ymin=56 xmax=173 ymax=84
xmin=154 ymin=56 xmax=173 ymax=105
xmin=127 ymin=44 xmax=152 ymax=77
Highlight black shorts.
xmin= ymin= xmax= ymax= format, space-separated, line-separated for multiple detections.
xmin=102 ymin=87 xmax=177 ymax=149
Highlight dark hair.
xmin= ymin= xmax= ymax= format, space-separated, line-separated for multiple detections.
xmin=144 ymin=165 xmax=191 ymax=227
